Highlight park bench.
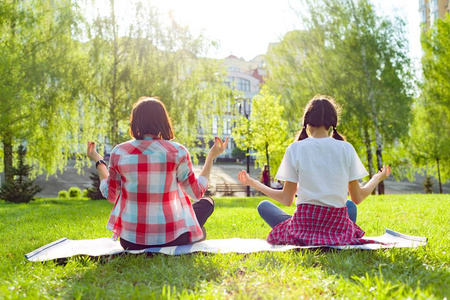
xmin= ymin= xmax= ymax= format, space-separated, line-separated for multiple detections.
xmin=214 ymin=183 xmax=250 ymax=196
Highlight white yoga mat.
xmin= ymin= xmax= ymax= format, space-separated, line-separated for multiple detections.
xmin=25 ymin=229 xmax=427 ymax=262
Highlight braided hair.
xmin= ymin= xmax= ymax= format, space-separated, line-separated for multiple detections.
xmin=296 ymin=95 xmax=345 ymax=141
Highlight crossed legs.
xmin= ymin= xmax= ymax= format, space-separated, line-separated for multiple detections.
xmin=257 ymin=200 xmax=358 ymax=228
xmin=120 ymin=197 xmax=214 ymax=250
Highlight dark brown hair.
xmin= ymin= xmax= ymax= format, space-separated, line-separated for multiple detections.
xmin=129 ymin=97 xmax=174 ymax=140
xmin=296 ymin=95 xmax=345 ymax=141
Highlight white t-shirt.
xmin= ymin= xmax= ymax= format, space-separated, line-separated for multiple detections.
xmin=276 ymin=137 xmax=369 ymax=207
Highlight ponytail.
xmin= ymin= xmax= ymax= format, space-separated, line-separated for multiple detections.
xmin=296 ymin=125 xmax=309 ymax=141
xmin=332 ymin=127 xmax=346 ymax=141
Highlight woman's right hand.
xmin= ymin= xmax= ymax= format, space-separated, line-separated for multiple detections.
xmin=237 ymin=170 xmax=255 ymax=187
xmin=87 ymin=141 xmax=103 ymax=162
xmin=209 ymin=137 xmax=229 ymax=159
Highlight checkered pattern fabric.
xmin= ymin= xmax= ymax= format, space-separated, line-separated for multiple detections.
xmin=267 ymin=203 xmax=376 ymax=246
xmin=100 ymin=136 xmax=207 ymax=245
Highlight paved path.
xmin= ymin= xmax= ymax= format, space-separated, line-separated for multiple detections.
xmin=33 ymin=161 xmax=449 ymax=198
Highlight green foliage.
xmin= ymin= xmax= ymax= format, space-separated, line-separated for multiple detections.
xmin=421 ymin=15 xmax=450 ymax=112
xmin=83 ymin=1 xmax=235 ymax=161
xmin=68 ymin=187 xmax=82 ymax=198
xmin=0 ymin=195 xmax=449 ymax=298
xmin=410 ymin=14 xmax=450 ymax=190
xmin=0 ymin=0 xmax=87 ymax=178
xmin=0 ymin=0 xmax=234 ymax=177
xmin=410 ymin=102 xmax=450 ymax=187
xmin=233 ymin=87 xmax=290 ymax=178
xmin=82 ymin=189 xmax=89 ymax=198
xmin=231 ymin=147 xmax=246 ymax=161
xmin=58 ymin=190 xmax=68 ymax=198
xmin=0 ymin=145 xmax=42 ymax=203
xmin=265 ymin=0 xmax=414 ymax=182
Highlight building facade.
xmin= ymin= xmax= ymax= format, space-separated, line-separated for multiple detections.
xmin=419 ymin=0 xmax=450 ymax=30
xmin=216 ymin=54 xmax=267 ymax=158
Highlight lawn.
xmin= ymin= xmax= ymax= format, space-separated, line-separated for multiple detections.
xmin=0 ymin=195 xmax=449 ymax=299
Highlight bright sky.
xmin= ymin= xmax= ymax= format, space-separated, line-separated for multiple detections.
xmin=104 ymin=0 xmax=421 ymax=67
xmin=147 ymin=0 xmax=422 ymax=65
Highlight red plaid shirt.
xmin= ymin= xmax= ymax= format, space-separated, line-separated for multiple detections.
xmin=100 ymin=136 xmax=207 ymax=245
xmin=267 ymin=204 xmax=376 ymax=246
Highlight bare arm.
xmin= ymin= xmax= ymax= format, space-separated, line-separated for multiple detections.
xmin=348 ymin=165 xmax=391 ymax=204
xmin=237 ymin=170 xmax=297 ymax=206
xmin=87 ymin=141 xmax=109 ymax=181
xmin=199 ymin=137 xmax=228 ymax=181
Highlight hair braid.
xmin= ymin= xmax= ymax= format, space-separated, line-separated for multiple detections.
xmin=297 ymin=124 xmax=309 ymax=141
xmin=332 ymin=126 xmax=345 ymax=141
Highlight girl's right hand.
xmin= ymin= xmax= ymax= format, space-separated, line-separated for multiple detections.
xmin=237 ymin=170 xmax=254 ymax=187
xmin=87 ymin=141 xmax=103 ymax=162
xmin=376 ymin=165 xmax=391 ymax=182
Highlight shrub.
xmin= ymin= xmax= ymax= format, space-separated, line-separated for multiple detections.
xmin=86 ymin=172 xmax=104 ymax=200
xmin=232 ymin=147 xmax=246 ymax=161
xmin=0 ymin=145 xmax=42 ymax=203
xmin=58 ymin=190 xmax=68 ymax=198
xmin=423 ymin=175 xmax=434 ymax=194
xmin=68 ymin=187 xmax=82 ymax=198
xmin=82 ymin=189 xmax=89 ymax=198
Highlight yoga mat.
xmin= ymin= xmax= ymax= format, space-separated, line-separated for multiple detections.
xmin=25 ymin=228 xmax=427 ymax=262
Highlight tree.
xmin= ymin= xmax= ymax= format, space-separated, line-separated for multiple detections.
xmin=0 ymin=146 xmax=42 ymax=203
xmin=408 ymin=14 xmax=450 ymax=193
xmin=421 ymin=15 xmax=450 ymax=115
xmin=265 ymin=0 xmax=414 ymax=194
xmin=0 ymin=1 xmax=86 ymax=181
xmin=83 ymin=1 xmax=233 ymax=156
xmin=233 ymin=87 xmax=290 ymax=181
xmin=410 ymin=103 xmax=450 ymax=193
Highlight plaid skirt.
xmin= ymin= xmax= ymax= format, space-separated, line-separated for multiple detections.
xmin=267 ymin=203 xmax=376 ymax=246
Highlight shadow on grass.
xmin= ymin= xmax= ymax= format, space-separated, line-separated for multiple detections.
xmin=65 ymin=252 xmax=229 ymax=298
xmin=51 ymin=244 xmax=446 ymax=298
xmin=317 ymin=247 xmax=449 ymax=297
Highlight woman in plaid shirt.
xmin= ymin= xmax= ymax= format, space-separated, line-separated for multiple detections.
xmin=237 ymin=95 xmax=391 ymax=246
xmin=87 ymin=97 xmax=228 ymax=250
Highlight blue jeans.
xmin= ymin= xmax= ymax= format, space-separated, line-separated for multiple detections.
xmin=257 ymin=200 xmax=357 ymax=228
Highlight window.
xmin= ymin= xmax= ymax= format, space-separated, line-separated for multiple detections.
xmin=226 ymin=77 xmax=234 ymax=88
xmin=224 ymin=118 xmax=231 ymax=134
xmin=421 ymin=9 xmax=427 ymax=23
xmin=237 ymin=78 xmax=250 ymax=91
xmin=227 ymin=66 xmax=240 ymax=72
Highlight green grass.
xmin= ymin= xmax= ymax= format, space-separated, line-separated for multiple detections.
xmin=0 ymin=195 xmax=449 ymax=299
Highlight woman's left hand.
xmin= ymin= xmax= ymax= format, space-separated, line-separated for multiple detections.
xmin=209 ymin=137 xmax=229 ymax=159
xmin=87 ymin=141 xmax=103 ymax=162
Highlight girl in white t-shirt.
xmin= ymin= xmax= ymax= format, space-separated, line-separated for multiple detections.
xmin=237 ymin=95 xmax=391 ymax=246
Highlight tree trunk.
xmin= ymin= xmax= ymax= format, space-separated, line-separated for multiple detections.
xmin=246 ymin=147 xmax=250 ymax=197
xmin=376 ymin=145 xmax=384 ymax=194
xmin=437 ymin=157 xmax=443 ymax=194
xmin=363 ymin=128 xmax=376 ymax=195
xmin=110 ymin=0 xmax=119 ymax=145
xmin=350 ymin=0 xmax=384 ymax=194
xmin=265 ymin=142 xmax=270 ymax=185
xmin=364 ymin=128 xmax=374 ymax=178
xmin=2 ymin=134 xmax=13 ymax=185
